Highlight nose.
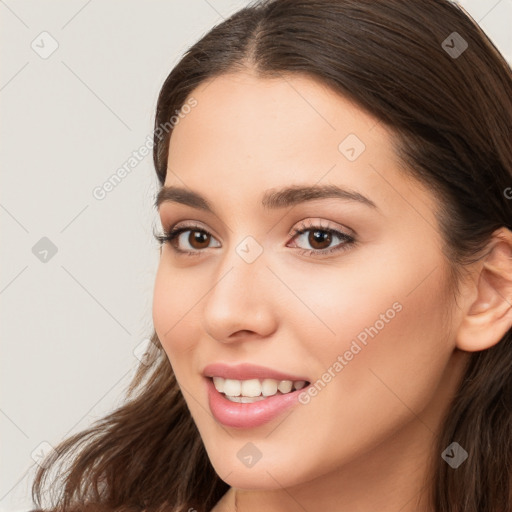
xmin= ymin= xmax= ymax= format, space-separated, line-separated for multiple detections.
xmin=202 ymin=244 xmax=278 ymax=343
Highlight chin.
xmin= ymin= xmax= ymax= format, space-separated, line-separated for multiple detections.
xmin=203 ymin=439 xmax=317 ymax=490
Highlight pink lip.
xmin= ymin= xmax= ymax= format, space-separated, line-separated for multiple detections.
xmin=202 ymin=362 xmax=309 ymax=382
xmin=205 ymin=377 xmax=308 ymax=428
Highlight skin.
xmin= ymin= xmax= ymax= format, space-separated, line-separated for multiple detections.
xmin=152 ymin=70 xmax=512 ymax=512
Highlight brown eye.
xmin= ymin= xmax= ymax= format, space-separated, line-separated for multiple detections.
xmin=308 ymin=230 xmax=332 ymax=250
xmin=188 ymin=230 xmax=211 ymax=249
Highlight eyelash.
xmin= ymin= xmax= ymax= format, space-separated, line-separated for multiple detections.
xmin=154 ymin=220 xmax=356 ymax=258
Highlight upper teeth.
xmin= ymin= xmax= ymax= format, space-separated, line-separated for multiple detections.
xmin=212 ymin=377 xmax=307 ymax=397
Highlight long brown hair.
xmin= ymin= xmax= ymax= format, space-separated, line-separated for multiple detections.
xmin=32 ymin=1 xmax=512 ymax=511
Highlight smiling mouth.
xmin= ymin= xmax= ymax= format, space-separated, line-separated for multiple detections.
xmin=209 ymin=376 xmax=310 ymax=403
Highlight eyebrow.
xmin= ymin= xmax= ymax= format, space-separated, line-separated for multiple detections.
xmin=155 ymin=184 xmax=378 ymax=213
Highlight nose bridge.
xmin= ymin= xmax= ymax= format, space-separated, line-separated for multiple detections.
xmin=202 ymin=233 xmax=276 ymax=341
xmin=214 ymin=232 xmax=267 ymax=295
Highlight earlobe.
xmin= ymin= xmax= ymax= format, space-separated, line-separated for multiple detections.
xmin=455 ymin=227 xmax=512 ymax=352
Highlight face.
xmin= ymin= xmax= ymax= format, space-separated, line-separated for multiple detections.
xmin=152 ymin=71 xmax=464 ymax=490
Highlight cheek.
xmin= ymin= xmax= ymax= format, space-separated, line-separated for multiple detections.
xmin=353 ymin=269 xmax=454 ymax=405
xmin=152 ymin=261 xmax=203 ymax=358
xmin=297 ymin=260 xmax=453 ymax=431
xmin=281 ymin=248 xmax=453 ymax=413
xmin=274 ymin=255 xmax=408 ymax=363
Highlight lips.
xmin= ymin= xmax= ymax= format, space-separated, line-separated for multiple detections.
xmin=202 ymin=362 xmax=310 ymax=382
xmin=202 ymin=362 xmax=311 ymax=428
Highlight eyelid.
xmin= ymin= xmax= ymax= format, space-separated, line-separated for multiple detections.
xmin=287 ymin=218 xmax=355 ymax=238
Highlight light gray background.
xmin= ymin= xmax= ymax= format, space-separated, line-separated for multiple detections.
xmin=1 ymin=1 xmax=510 ymax=510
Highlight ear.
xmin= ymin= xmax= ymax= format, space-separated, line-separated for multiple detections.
xmin=456 ymin=227 xmax=512 ymax=352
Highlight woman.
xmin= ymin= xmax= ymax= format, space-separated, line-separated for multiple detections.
xmin=31 ymin=0 xmax=512 ymax=511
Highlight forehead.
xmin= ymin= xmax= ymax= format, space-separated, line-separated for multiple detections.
xmin=167 ymin=71 xmax=385 ymax=171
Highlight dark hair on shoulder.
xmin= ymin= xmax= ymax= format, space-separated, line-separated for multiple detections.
xmin=32 ymin=1 xmax=512 ymax=511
